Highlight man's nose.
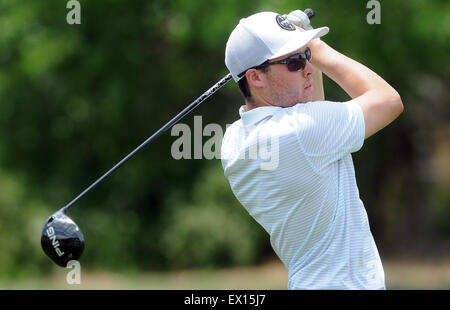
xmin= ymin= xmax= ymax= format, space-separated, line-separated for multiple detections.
xmin=302 ymin=60 xmax=314 ymax=77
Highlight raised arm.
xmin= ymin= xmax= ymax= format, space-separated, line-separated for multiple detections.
xmin=308 ymin=39 xmax=403 ymax=139
xmin=311 ymin=65 xmax=325 ymax=101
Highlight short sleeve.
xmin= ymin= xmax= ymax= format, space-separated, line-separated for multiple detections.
xmin=290 ymin=100 xmax=365 ymax=172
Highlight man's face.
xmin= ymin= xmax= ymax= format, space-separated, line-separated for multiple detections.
xmin=262 ymin=46 xmax=314 ymax=107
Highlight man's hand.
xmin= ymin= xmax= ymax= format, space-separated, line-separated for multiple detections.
xmin=284 ymin=10 xmax=314 ymax=30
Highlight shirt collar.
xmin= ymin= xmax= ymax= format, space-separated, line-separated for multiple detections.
xmin=239 ymin=105 xmax=282 ymax=127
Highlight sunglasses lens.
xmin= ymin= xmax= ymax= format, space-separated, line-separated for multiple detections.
xmin=287 ymin=58 xmax=306 ymax=72
xmin=306 ymin=48 xmax=311 ymax=61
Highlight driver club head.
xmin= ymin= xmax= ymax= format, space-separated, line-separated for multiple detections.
xmin=41 ymin=209 xmax=85 ymax=267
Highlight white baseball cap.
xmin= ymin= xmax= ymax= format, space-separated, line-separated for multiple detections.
xmin=225 ymin=12 xmax=329 ymax=82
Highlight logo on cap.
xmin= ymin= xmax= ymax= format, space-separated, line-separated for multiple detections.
xmin=276 ymin=14 xmax=295 ymax=31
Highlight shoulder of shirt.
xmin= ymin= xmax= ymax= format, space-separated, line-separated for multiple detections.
xmin=222 ymin=119 xmax=241 ymax=146
xmin=285 ymin=100 xmax=347 ymax=114
xmin=224 ymin=119 xmax=242 ymax=135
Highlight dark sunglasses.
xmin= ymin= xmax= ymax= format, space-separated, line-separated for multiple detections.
xmin=238 ymin=47 xmax=311 ymax=78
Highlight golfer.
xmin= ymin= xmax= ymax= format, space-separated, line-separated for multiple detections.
xmin=221 ymin=10 xmax=403 ymax=289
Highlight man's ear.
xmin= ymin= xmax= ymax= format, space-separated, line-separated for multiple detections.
xmin=246 ymin=69 xmax=266 ymax=89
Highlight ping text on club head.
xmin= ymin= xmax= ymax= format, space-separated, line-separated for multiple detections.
xmin=46 ymin=223 xmax=65 ymax=257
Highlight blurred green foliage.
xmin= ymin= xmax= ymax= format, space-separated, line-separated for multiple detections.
xmin=157 ymin=162 xmax=267 ymax=269
xmin=0 ymin=0 xmax=449 ymax=277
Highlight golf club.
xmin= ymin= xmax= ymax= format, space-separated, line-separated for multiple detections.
xmin=41 ymin=8 xmax=316 ymax=267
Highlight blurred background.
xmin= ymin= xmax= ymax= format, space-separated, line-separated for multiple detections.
xmin=0 ymin=0 xmax=449 ymax=289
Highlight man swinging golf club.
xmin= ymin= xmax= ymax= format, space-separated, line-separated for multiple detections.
xmin=221 ymin=10 xmax=403 ymax=289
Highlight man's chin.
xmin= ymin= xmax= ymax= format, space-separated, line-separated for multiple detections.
xmin=281 ymin=95 xmax=313 ymax=107
xmin=295 ymin=96 xmax=313 ymax=105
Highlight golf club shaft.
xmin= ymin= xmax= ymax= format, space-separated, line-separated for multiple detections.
xmin=61 ymin=8 xmax=316 ymax=213
xmin=62 ymin=73 xmax=233 ymax=212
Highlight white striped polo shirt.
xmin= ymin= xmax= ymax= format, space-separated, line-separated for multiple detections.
xmin=221 ymin=101 xmax=385 ymax=289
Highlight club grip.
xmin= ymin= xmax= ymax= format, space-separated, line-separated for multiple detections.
xmin=304 ymin=8 xmax=315 ymax=20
